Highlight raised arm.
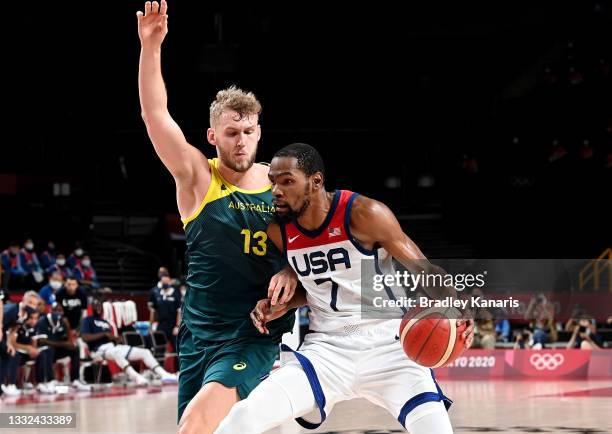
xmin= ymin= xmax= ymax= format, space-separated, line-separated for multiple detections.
xmin=137 ymin=1 xmax=210 ymax=215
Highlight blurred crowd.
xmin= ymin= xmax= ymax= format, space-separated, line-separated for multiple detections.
xmin=0 ymin=264 xmax=183 ymax=397
xmin=1 ymin=239 xmax=99 ymax=292
xmin=462 ymin=288 xmax=612 ymax=351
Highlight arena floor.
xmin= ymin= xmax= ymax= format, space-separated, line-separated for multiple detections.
xmin=1 ymin=380 xmax=612 ymax=433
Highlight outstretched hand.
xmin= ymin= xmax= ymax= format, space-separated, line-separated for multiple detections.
xmin=136 ymin=0 xmax=169 ymax=48
xmin=251 ymin=298 xmax=291 ymax=335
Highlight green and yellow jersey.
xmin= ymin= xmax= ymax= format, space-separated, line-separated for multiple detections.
xmin=181 ymin=158 xmax=294 ymax=342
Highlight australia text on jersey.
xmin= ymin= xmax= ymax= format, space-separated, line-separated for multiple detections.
xmin=228 ymin=201 xmax=275 ymax=213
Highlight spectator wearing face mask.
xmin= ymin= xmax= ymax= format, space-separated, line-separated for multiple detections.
xmin=1 ymin=291 xmax=42 ymax=396
xmin=1 ymin=241 xmax=26 ymax=290
xmin=14 ymin=308 xmax=57 ymax=394
xmin=67 ymin=244 xmax=85 ymax=270
xmin=40 ymin=241 xmax=58 ymax=269
xmin=35 ymin=304 xmax=91 ymax=391
xmin=21 ymin=239 xmax=44 ymax=289
xmin=46 ymin=254 xmax=72 ymax=280
xmin=149 ymin=274 xmax=182 ymax=352
xmin=39 ymin=272 xmax=64 ymax=308
xmin=72 ymin=255 xmax=99 ymax=290
xmin=148 ymin=268 xmax=169 ymax=322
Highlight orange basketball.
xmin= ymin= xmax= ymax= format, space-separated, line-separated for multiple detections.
xmin=399 ymin=305 xmax=467 ymax=368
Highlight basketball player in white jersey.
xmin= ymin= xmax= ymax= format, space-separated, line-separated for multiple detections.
xmin=215 ymin=143 xmax=474 ymax=434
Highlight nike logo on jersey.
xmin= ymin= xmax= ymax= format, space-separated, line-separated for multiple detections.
xmin=288 ymin=235 xmax=300 ymax=243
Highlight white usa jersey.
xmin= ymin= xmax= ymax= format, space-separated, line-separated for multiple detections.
xmin=282 ymin=190 xmax=400 ymax=333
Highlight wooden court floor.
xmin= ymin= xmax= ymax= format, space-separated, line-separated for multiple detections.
xmin=1 ymin=380 xmax=611 ymax=433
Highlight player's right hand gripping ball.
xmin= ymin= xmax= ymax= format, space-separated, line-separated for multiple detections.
xmin=399 ymin=305 xmax=467 ymax=368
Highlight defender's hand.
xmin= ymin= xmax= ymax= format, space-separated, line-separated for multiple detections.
xmin=268 ymin=267 xmax=298 ymax=306
xmin=251 ymin=298 xmax=290 ymax=335
xmin=136 ymin=0 xmax=169 ymax=48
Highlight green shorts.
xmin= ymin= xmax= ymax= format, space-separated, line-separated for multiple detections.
xmin=177 ymin=323 xmax=279 ymax=422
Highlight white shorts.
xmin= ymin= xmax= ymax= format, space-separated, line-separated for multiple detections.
xmin=280 ymin=320 xmax=451 ymax=429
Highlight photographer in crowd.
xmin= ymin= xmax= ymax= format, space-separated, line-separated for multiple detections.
xmin=566 ymin=314 xmax=604 ymax=350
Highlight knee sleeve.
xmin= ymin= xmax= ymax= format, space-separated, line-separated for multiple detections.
xmin=405 ymin=401 xmax=454 ymax=434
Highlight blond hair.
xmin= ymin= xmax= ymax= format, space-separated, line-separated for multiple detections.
xmin=209 ymin=85 xmax=262 ymax=126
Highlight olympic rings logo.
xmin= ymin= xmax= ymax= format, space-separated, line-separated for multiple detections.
xmin=529 ymin=353 xmax=564 ymax=370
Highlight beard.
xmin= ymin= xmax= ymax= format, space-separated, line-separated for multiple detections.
xmin=275 ymin=201 xmax=310 ymax=224
xmin=218 ymin=145 xmax=257 ymax=173
xmin=274 ymin=187 xmax=311 ymax=224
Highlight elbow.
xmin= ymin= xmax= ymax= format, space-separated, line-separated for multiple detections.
xmin=141 ymin=110 xmax=152 ymax=125
xmin=140 ymin=108 xmax=169 ymax=125
xmin=140 ymin=110 xmax=158 ymax=126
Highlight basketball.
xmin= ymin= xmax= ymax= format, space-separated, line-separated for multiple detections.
xmin=399 ymin=306 xmax=467 ymax=368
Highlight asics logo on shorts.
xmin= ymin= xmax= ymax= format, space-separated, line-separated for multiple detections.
xmin=233 ymin=362 xmax=247 ymax=371
xmin=529 ymin=353 xmax=564 ymax=370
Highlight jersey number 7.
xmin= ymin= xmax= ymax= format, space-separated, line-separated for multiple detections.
xmin=314 ymin=277 xmax=340 ymax=312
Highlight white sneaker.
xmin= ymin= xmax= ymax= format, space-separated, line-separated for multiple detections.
xmin=160 ymin=373 xmax=178 ymax=384
xmin=134 ymin=375 xmax=149 ymax=387
xmin=72 ymin=379 xmax=92 ymax=392
xmin=37 ymin=382 xmax=56 ymax=394
xmin=23 ymin=382 xmax=35 ymax=390
xmin=1 ymin=384 xmax=22 ymax=396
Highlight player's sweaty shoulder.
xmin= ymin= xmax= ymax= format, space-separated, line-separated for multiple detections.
xmin=349 ymin=195 xmax=393 ymax=242
xmin=350 ymin=195 xmax=387 ymax=225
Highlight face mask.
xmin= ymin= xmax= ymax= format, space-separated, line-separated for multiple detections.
xmin=75 ymin=248 xmax=84 ymax=257
xmin=25 ymin=243 xmax=34 ymax=251
xmin=56 ymin=259 xmax=66 ymax=266
xmin=82 ymin=260 xmax=91 ymax=267
xmin=50 ymin=280 xmax=63 ymax=290
xmin=162 ymin=283 xmax=171 ymax=289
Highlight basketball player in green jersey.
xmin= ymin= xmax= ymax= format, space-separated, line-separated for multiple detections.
xmin=137 ymin=1 xmax=297 ymax=432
